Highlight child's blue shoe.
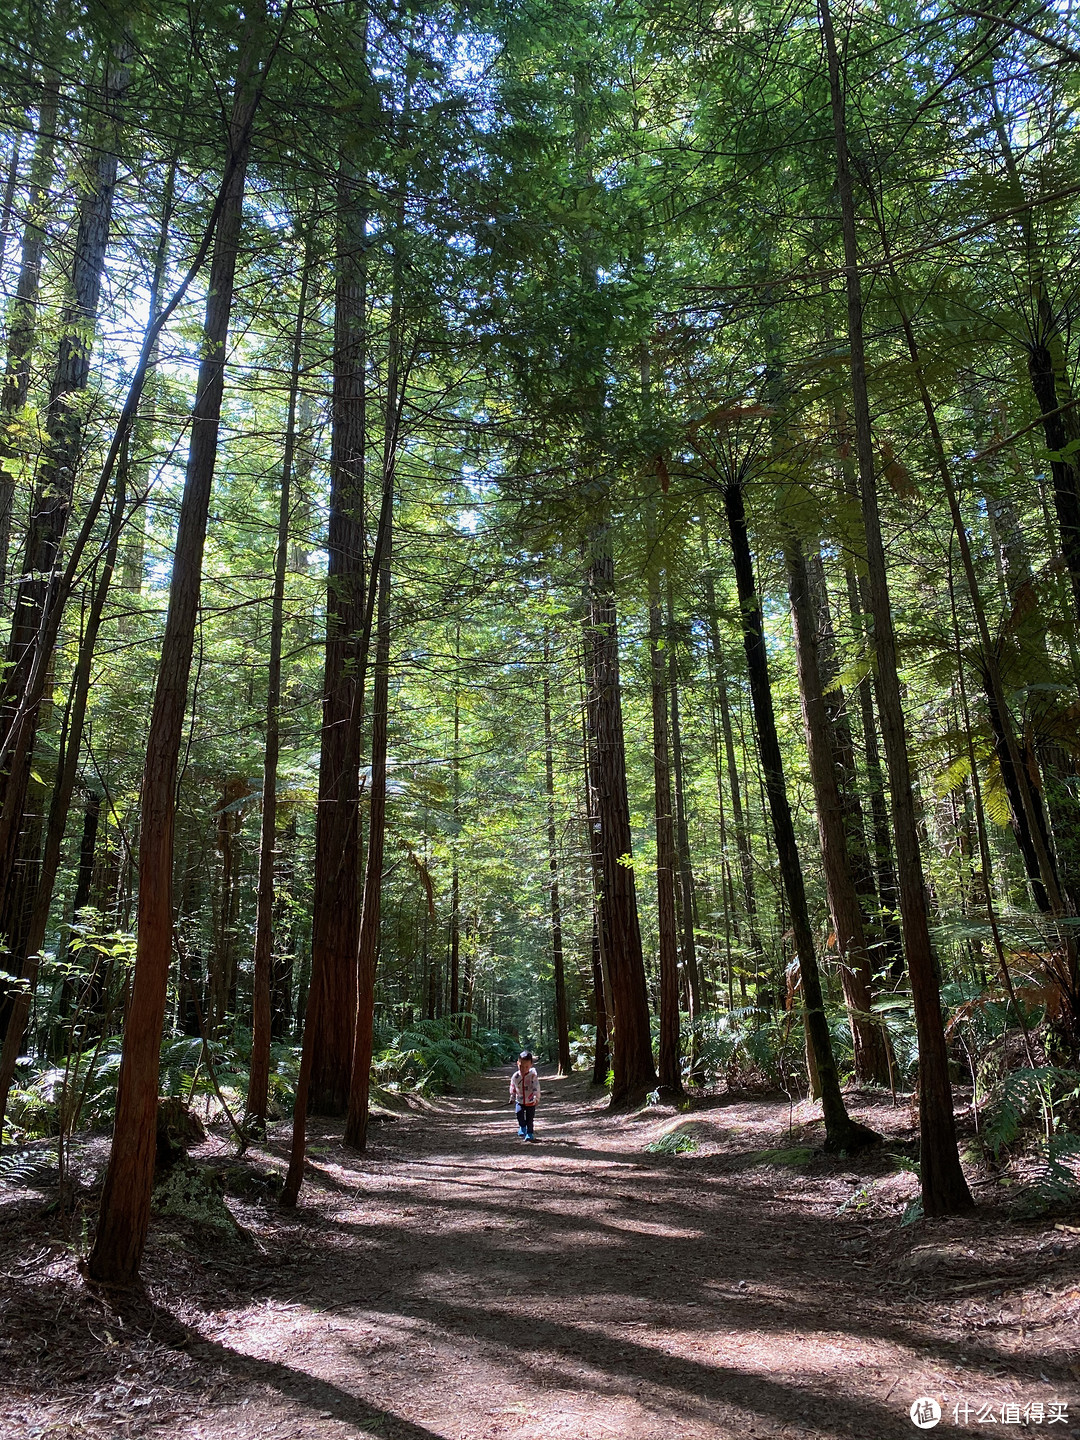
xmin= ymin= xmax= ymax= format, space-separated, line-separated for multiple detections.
xmin=517 ymin=1128 xmax=527 ymax=1137
xmin=525 ymin=1134 xmax=539 ymax=1142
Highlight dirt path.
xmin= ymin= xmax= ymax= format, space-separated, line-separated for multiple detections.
xmin=2 ymin=1070 xmax=1079 ymax=1440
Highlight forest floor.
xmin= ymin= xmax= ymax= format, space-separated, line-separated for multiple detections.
xmin=2 ymin=1069 xmax=1080 ymax=1440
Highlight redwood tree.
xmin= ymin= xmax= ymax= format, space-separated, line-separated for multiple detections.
xmin=88 ymin=7 xmax=273 ymax=1283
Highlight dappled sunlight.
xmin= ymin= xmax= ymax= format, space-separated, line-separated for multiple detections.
xmin=3 ymin=1070 xmax=1077 ymax=1439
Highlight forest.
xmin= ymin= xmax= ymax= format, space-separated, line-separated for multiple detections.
xmin=1 ymin=0 xmax=1079 ymax=1436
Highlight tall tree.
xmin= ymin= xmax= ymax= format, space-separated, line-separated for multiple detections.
xmin=818 ymin=0 xmax=972 ymax=1212
xmin=0 ymin=44 xmax=129 ymax=982
xmin=722 ymin=473 xmax=875 ymax=1152
xmin=88 ymin=4 xmax=275 ymax=1283
xmin=584 ymin=531 xmax=657 ymax=1104
xmin=543 ymin=648 xmax=572 ymax=1077
xmin=246 ymin=244 xmax=310 ymax=1126
xmin=787 ymin=535 xmax=890 ymax=1085
xmin=306 ymin=146 xmax=369 ymax=1116
xmin=649 ymin=577 xmax=683 ymax=1093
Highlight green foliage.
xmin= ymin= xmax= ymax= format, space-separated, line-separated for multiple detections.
xmin=645 ymin=1128 xmax=699 ymax=1155
xmin=900 ymin=1198 xmax=924 ymax=1227
xmin=980 ymin=1066 xmax=1080 ymax=1212
xmin=0 ymin=1147 xmax=60 ymax=1188
xmin=746 ymin=1146 xmax=814 ymax=1168
xmin=152 ymin=1162 xmax=247 ymax=1242
xmin=566 ymin=1027 xmax=596 ymax=1072
xmin=983 ymin=1067 xmax=1080 ymax=1159
xmin=372 ymin=1017 xmax=518 ymax=1095
xmin=692 ymin=1007 xmax=803 ymax=1091
xmin=871 ymin=999 xmax=921 ymax=1085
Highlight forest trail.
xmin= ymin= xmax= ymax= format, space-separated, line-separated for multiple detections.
xmin=3 ymin=1070 xmax=1079 ymax=1440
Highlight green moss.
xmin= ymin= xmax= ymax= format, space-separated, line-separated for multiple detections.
xmin=746 ymin=1146 xmax=814 ymax=1167
xmin=152 ymin=1161 xmax=248 ymax=1242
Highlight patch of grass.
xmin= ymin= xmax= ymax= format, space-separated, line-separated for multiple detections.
xmin=645 ymin=1129 xmax=699 ymax=1155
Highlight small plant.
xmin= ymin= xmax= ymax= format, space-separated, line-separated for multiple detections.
xmin=886 ymin=1152 xmax=920 ymax=1178
xmin=983 ymin=1066 xmax=1080 ymax=1157
xmin=645 ymin=1129 xmax=699 ymax=1155
xmin=900 ymin=1197 xmax=924 ymax=1226
xmin=0 ymin=1147 xmax=60 ymax=1188
xmin=1027 ymin=1133 xmax=1080 ymax=1209
xmin=836 ymin=1184 xmax=873 ymax=1214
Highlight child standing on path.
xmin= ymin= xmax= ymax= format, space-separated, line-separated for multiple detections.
xmin=509 ymin=1051 xmax=540 ymax=1142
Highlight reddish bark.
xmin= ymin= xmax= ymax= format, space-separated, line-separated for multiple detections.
xmin=307 ymin=162 xmax=367 ymax=1115
xmin=584 ymin=529 xmax=656 ymax=1105
xmin=87 ymin=12 xmax=269 ymax=1283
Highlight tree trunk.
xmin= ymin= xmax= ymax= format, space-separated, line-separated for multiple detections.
xmin=307 ymin=159 xmax=368 ymax=1115
xmin=580 ymin=647 xmax=611 ymax=1084
xmin=722 ymin=478 xmax=875 ymax=1151
xmin=584 ymin=530 xmax=656 ymax=1104
xmin=272 ymin=814 xmax=297 ymax=1039
xmin=666 ymin=585 xmax=700 ymax=1022
xmin=0 ymin=130 xmax=21 ymax=273
xmin=343 ymin=497 xmax=391 ymax=1151
xmin=343 ymin=214 xmax=404 ymax=1153
xmin=806 ymin=553 xmax=883 ymax=934
xmin=818 ymin=0 xmax=971 ymax=1209
xmin=649 ymin=583 xmax=682 ymax=1094
xmin=87 ymin=12 xmax=268 ymax=1283
xmin=787 ymin=537 xmax=890 ymax=1085
xmin=884 ymin=265 xmax=1080 ymax=1026
xmin=0 ymin=493 xmax=119 ymax=1129
xmin=0 ymin=56 xmax=126 ymax=970
xmin=699 ymin=522 xmax=765 ymax=972
xmin=247 ymin=254 xmax=309 ymax=1126
xmin=449 ymin=653 xmax=461 ymax=1018
xmin=844 ymin=568 xmax=904 ymax=974
xmin=0 ymin=74 xmax=59 ymax=601
xmin=543 ymin=658 xmax=572 ymax=1077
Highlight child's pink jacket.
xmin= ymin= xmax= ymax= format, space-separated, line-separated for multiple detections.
xmin=510 ymin=1068 xmax=540 ymax=1107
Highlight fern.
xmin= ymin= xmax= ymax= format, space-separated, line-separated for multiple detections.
xmin=0 ymin=1148 xmax=60 ymax=1188
xmin=373 ymin=1017 xmax=517 ymax=1094
xmin=1030 ymin=1133 xmax=1080 ymax=1206
xmin=984 ymin=1067 xmax=1080 ymax=1158
xmin=645 ymin=1130 xmax=699 ymax=1154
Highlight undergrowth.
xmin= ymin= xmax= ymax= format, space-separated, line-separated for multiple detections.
xmin=3 ymin=1016 xmax=518 ymax=1146
xmin=371 ymin=1016 xmax=518 ymax=1094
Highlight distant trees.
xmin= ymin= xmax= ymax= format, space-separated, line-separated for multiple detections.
xmin=4 ymin=0 xmax=1080 ymax=1272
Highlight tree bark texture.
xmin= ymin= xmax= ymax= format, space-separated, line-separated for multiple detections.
xmin=787 ymin=537 xmax=890 ymax=1085
xmin=580 ymin=652 xmax=611 ymax=1085
xmin=0 ymin=56 xmax=126 ymax=976
xmin=666 ymin=587 xmax=700 ymax=1020
xmin=700 ymin=526 xmax=765 ymax=970
xmin=649 ymin=585 xmax=682 ymax=1093
xmin=723 ymin=479 xmax=874 ymax=1151
xmin=87 ymin=14 xmax=266 ymax=1283
xmin=0 ymin=76 xmax=59 ymax=600
xmin=543 ymin=665 xmax=572 ymax=1077
xmin=449 ymin=671 xmax=461 ymax=1017
xmin=307 ymin=161 xmax=368 ymax=1115
xmin=819 ymin=0 xmax=971 ymax=1209
xmin=0 ymin=491 xmax=119 ymax=1129
xmin=344 ymin=218 xmax=402 ymax=1152
xmin=584 ymin=530 xmax=656 ymax=1104
xmin=844 ymin=569 xmax=904 ymax=974
xmin=343 ymin=508 xmax=391 ymax=1151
